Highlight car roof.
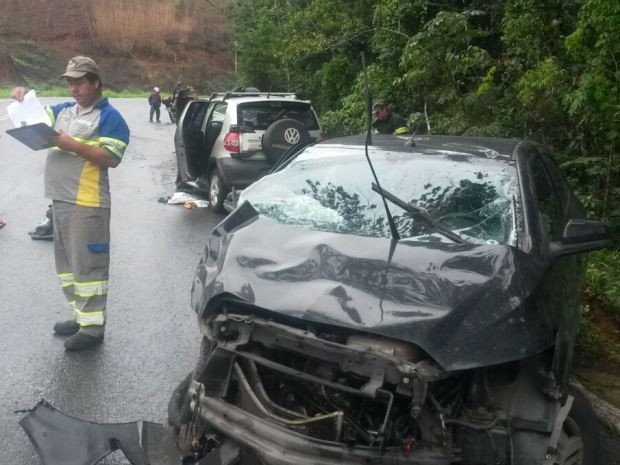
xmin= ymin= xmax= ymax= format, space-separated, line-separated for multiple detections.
xmin=194 ymin=93 xmax=312 ymax=105
xmin=318 ymin=134 xmax=526 ymax=161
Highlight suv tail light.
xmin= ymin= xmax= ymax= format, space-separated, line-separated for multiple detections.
xmin=224 ymin=131 xmax=240 ymax=153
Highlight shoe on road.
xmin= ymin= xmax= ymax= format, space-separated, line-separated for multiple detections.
xmin=29 ymin=206 xmax=54 ymax=240
xmin=64 ymin=331 xmax=104 ymax=351
xmin=53 ymin=320 xmax=80 ymax=336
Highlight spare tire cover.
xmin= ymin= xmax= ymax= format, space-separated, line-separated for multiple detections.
xmin=262 ymin=118 xmax=312 ymax=164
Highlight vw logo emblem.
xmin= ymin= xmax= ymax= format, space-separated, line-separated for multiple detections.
xmin=284 ymin=128 xmax=300 ymax=144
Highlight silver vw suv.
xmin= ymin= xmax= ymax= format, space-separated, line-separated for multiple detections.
xmin=174 ymin=90 xmax=323 ymax=212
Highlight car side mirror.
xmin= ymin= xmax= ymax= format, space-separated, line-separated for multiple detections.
xmin=549 ymin=218 xmax=613 ymax=259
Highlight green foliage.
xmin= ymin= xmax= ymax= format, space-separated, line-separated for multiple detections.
xmin=586 ymin=250 xmax=620 ymax=312
xmin=563 ymin=0 xmax=620 ymax=223
xmin=0 ymin=87 xmax=149 ymax=98
xmin=514 ymin=57 xmax=570 ymax=145
xmin=576 ymin=304 xmax=611 ymax=355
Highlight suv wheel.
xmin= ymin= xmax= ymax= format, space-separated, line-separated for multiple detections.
xmin=209 ymin=171 xmax=226 ymax=213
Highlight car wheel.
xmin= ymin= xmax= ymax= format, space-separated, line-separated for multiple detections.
xmin=168 ymin=109 xmax=177 ymax=124
xmin=167 ymin=371 xmax=193 ymax=428
xmin=262 ymin=118 xmax=312 ymax=164
xmin=209 ymin=171 xmax=226 ymax=213
xmin=554 ymin=386 xmax=601 ymax=465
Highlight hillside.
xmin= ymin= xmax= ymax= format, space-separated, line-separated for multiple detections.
xmin=0 ymin=0 xmax=234 ymax=92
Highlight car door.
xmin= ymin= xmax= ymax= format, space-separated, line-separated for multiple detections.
xmin=175 ymin=100 xmax=210 ymax=179
xmin=529 ymin=148 xmax=586 ymax=390
xmin=202 ymin=102 xmax=227 ymax=163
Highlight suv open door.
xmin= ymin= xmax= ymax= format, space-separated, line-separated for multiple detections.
xmin=174 ymin=100 xmax=210 ymax=184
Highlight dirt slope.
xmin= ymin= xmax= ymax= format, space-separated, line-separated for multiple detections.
xmin=0 ymin=0 xmax=233 ymax=92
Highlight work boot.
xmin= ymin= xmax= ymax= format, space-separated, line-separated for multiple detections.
xmin=64 ymin=328 xmax=104 ymax=351
xmin=53 ymin=319 xmax=80 ymax=336
xmin=29 ymin=206 xmax=53 ymax=241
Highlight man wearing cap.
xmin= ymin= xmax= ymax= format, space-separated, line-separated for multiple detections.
xmin=372 ymin=101 xmax=408 ymax=134
xmin=10 ymin=56 xmax=130 ymax=351
xmin=148 ymin=86 xmax=161 ymax=123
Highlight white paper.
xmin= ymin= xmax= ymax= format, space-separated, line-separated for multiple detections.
xmin=7 ymin=90 xmax=52 ymax=128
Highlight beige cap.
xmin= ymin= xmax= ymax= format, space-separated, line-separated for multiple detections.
xmin=60 ymin=56 xmax=100 ymax=79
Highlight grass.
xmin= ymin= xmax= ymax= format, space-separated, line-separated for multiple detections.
xmin=0 ymin=86 xmax=155 ymax=98
xmin=587 ymin=249 xmax=620 ymax=312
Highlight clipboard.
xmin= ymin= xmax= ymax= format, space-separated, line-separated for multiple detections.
xmin=6 ymin=123 xmax=59 ymax=151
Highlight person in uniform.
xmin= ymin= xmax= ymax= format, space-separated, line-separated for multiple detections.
xmin=10 ymin=56 xmax=130 ymax=350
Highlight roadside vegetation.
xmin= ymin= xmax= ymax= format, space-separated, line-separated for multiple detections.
xmin=230 ymin=0 xmax=620 ymax=360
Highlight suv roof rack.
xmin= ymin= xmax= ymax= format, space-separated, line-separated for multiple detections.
xmin=209 ymin=92 xmax=299 ymax=101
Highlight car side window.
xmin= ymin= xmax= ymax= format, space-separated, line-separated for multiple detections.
xmin=210 ymin=102 xmax=227 ymax=123
xmin=538 ymin=151 xmax=571 ymax=207
xmin=186 ymin=102 xmax=208 ymax=130
xmin=237 ymin=102 xmax=319 ymax=130
xmin=204 ymin=103 xmax=227 ymax=154
xmin=531 ymin=156 xmax=564 ymax=240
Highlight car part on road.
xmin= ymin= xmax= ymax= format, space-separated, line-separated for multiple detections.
xmin=19 ymin=400 xmax=146 ymax=465
xmin=19 ymin=400 xmax=197 ymax=465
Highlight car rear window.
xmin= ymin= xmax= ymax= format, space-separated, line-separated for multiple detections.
xmin=237 ymin=101 xmax=320 ymax=131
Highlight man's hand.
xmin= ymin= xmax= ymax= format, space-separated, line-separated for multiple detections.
xmin=10 ymin=87 xmax=28 ymax=101
xmin=55 ymin=131 xmax=79 ymax=153
xmin=55 ymin=131 xmax=120 ymax=168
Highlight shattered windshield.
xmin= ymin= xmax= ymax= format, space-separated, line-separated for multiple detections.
xmin=240 ymin=146 xmax=520 ymax=245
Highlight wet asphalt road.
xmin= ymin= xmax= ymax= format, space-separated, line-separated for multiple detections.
xmin=0 ymin=98 xmax=225 ymax=464
xmin=1 ymin=98 xmax=618 ymax=464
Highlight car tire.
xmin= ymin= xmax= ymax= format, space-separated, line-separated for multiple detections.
xmin=168 ymin=336 xmax=213 ymax=430
xmin=209 ymin=171 xmax=226 ymax=213
xmin=168 ymin=108 xmax=177 ymax=124
xmin=262 ymin=118 xmax=312 ymax=164
xmin=554 ymin=386 xmax=601 ymax=465
xmin=167 ymin=371 xmax=193 ymax=428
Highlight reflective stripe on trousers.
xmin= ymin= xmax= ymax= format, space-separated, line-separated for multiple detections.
xmin=53 ymin=201 xmax=110 ymax=327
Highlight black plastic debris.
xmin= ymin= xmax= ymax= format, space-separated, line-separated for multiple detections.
xmin=19 ymin=400 xmax=185 ymax=465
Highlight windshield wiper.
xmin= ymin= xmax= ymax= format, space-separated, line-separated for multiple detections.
xmin=371 ymin=183 xmax=467 ymax=244
xmin=360 ymin=52 xmax=400 ymax=241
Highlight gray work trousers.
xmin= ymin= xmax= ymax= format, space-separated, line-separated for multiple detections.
xmin=52 ymin=200 xmax=110 ymax=327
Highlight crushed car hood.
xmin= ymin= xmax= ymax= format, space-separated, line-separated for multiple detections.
xmin=192 ymin=203 xmax=554 ymax=371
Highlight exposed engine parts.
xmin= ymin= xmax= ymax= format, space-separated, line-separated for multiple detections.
xmin=169 ymin=312 xmax=570 ymax=465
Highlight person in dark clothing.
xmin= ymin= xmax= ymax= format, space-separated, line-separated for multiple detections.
xmin=372 ymin=101 xmax=408 ymax=134
xmin=174 ymin=83 xmax=192 ymax=117
xmin=148 ymin=87 xmax=162 ymax=123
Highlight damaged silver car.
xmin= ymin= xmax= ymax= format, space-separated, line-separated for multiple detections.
xmin=169 ymin=135 xmax=611 ymax=465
